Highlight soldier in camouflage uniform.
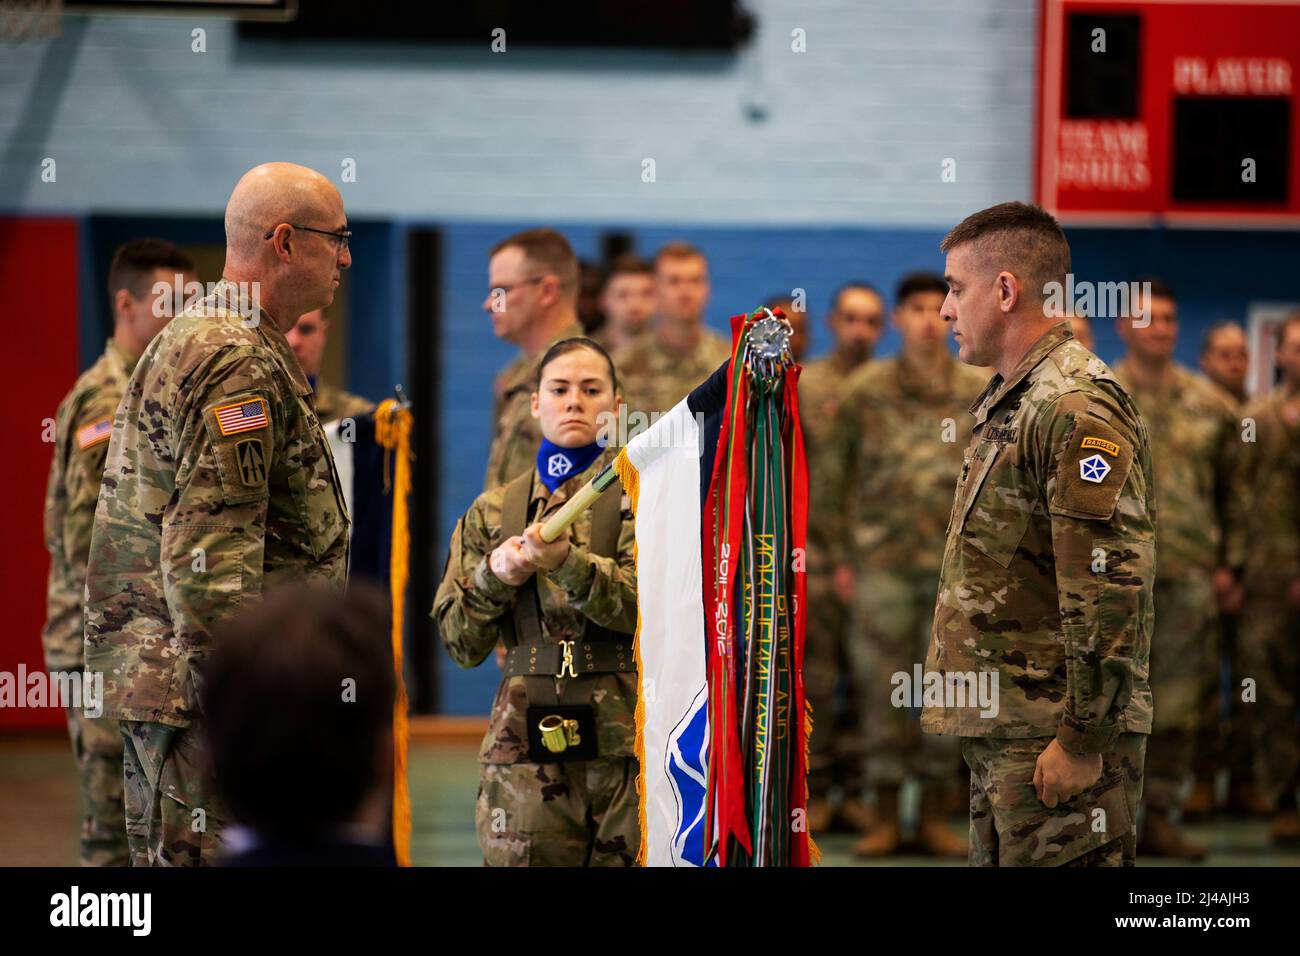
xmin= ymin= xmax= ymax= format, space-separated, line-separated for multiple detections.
xmin=612 ymin=242 xmax=731 ymax=418
xmin=1112 ymin=282 xmax=1241 ymax=860
xmin=83 ymin=163 xmax=352 ymax=866
xmin=924 ymin=203 xmax=1154 ymax=867
xmin=1237 ymin=314 xmax=1300 ymax=844
xmin=594 ymin=253 xmax=655 ymax=354
xmin=286 ymin=308 xmax=376 ymax=425
xmin=799 ymin=281 xmax=886 ymax=833
xmin=435 ymin=339 xmax=639 ymax=866
xmin=482 ymin=229 xmax=586 ymax=490
xmin=43 ymin=238 xmax=197 ymax=866
xmin=823 ymin=273 xmax=987 ymax=857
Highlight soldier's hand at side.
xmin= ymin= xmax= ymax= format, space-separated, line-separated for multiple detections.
xmin=833 ymin=565 xmax=856 ymax=604
xmin=521 ymin=522 xmax=570 ymax=571
xmin=1033 ymin=738 xmax=1102 ymax=809
xmin=489 ymin=536 xmax=535 ymax=586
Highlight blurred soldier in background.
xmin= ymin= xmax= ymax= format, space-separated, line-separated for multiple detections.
xmin=1237 ymin=314 xmax=1300 ymax=845
xmin=1113 ymin=280 xmax=1242 ymax=860
xmin=1187 ymin=319 xmax=1261 ymax=819
xmin=595 ymin=253 xmax=655 ymax=352
xmin=43 ymin=238 xmax=197 ymax=866
xmin=612 ymin=242 xmax=730 ymax=417
xmin=287 ymin=308 xmax=376 ymax=425
xmin=483 ymin=229 xmax=585 ymax=490
xmin=824 ymin=273 xmax=985 ymax=857
xmin=1200 ymin=321 xmax=1250 ymax=406
xmin=800 ymin=281 xmax=886 ymax=833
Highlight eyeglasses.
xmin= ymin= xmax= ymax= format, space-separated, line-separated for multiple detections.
xmin=490 ymin=276 xmax=546 ymax=298
xmin=264 ymin=223 xmax=352 ymax=250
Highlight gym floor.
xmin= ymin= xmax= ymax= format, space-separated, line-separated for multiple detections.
xmin=2 ymin=736 xmax=1295 ymax=867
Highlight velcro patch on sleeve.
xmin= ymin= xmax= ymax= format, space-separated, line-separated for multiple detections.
xmin=1050 ymin=415 xmax=1133 ymax=520
xmin=75 ymin=416 xmax=113 ymax=450
xmin=203 ymin=393 xmax=273 ymax=504
xmin=211 ymin=397 xmax=269 ymax=436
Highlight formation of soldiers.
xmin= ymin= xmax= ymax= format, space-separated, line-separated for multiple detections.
xmin=40 ymin=179 xmax=1300 ymax=867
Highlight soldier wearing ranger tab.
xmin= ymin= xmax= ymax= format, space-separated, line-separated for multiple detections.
xmin=43 ymin=238 xmax=197 ymax=866
xmin=83 ymin=163 xmax=352 ymax=866
xmin=435 ymin=337 xmax=639 ymax=867
xmin=923 ymin=202 xmax=1155 ymax=867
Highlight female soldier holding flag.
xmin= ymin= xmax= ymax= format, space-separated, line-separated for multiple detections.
xmin=434 ymin=338 xmax=640 ymax=866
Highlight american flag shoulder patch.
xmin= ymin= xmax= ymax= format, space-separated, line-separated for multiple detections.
xmin=212 ymin=397 xmax=269 ymax=436
xmin=75 ymin=416 xmax=113 ymax=450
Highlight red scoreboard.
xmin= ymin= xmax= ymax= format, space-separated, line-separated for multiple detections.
xmin=1037 ymin=0 xmax=1300 ymax=225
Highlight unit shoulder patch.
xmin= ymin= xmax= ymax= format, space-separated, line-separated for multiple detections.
xmin=1050 ymin=415 xmax=1133 ymax=520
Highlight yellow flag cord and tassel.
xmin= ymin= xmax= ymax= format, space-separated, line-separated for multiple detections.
xmin=375 ymin=399 xmax=413 ymax=867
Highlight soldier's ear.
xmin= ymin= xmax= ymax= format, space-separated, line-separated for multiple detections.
xmin=530 ymin=391 xmax=541 ymax=420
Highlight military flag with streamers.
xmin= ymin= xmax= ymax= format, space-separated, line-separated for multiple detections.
xmin=607 ymin=309 xmax=816 ymax=867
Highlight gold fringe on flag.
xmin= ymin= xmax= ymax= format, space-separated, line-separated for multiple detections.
xmin=375 ymin=399 xmax=413 ymax=867
xmin=612 ymin=448 xmax=649 ymax=868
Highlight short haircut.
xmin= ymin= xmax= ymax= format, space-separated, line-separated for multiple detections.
xmin=1200 ymin=320 xmax=1245 ymax=357
xmin=107 ymin=238 xmax=195 ymax=308
xmin=1276 ymin=312 xmax=1300 ymax=350
xmin=762 ymin=294 xmax=800 ymax=314
xmin=653 ymin=240 xmax=707 ymax=269
xmin=895 ymin=271 xmax=948 ymax=304
xmin=1139 ymin=276 xmax=1176 ymax=304
xmin=940 ymin=202 xmax=1071 ymax=302
xmin=535 ymin=336 xmax=619 ymax=394
xmin=491 ymin=227 xmax=579 ymax=295
xmin=602 ymin=253 xmax=653 ymax=290
xmin=204 ymin=583 xmax=396 ymax=840
xmin=829 ymin=281 xmax=882 ymax=313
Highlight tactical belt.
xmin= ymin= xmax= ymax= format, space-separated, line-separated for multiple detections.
xmin=503 ymin=640 xmax=633 ymax=678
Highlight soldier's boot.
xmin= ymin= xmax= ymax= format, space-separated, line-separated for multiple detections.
xmin=837 ymin=797 xmax=873 ymax=833
xmin=1138 ymin=809 xmax=1207 ymax=861
xmin=1225 ymin=782 xmax=1270 ymax=818
xmin=1270 ymin=809 xmax=1300 ymax=845
xmin=913 ymin=791 xmax=967 ymax=858
xmin=850 ymin=787 xmax=902 ymax=858
xmin=806 ymin=797 xmax=834 ymax=835
xmin=1182 ymin=778 xmax=1215 ymax=820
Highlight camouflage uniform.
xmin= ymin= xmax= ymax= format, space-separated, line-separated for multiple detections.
xmin=824 ymin=352 xmax=988 ymax=795
xmin=611 ymin=326 xmax=732 ymax=417
xmin=42 ymin=338 xmax=134 ymax=867
xmin=1236 ymin=388 xmax=1300 ymax=806
xmin=483 ymin=321 xmax=585 ymax=491
xmin=313 ymin=380 xmax=376 ymax=425
xmin=83 ymin=279 xmax=351 ymax=866
xmin=1112 ymin=360 xmax=1240 ymax=814
xmin=434 ymin=448 xmax=640 ymax=866
xmin=923 ymin=323 xmax=1155 ymax=866
xmin=800 ymin=350 xmax=870 ymax=802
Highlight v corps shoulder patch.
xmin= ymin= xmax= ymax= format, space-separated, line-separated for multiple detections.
xmin=1050 ymin=418 xmax=1133 ymax=520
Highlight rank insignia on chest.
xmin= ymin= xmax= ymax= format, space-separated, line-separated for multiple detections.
xmin=213 ymin=397 xmax=269 ymax=436
xmin=1079 ymin=454 xmax=1111 ymax=483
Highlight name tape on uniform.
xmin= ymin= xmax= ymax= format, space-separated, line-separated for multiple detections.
xmin=213 ymin=398 xmax=269 ymax=436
